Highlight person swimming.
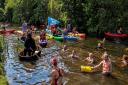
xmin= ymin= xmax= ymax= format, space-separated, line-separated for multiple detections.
xmin=94 ymin=53 xmax=112 ymax=76
xmin=121 ymin=55 xmax=128 ymax=67
xmin=85 ymin=52 xmax=95 ymax=65
xmin=50 ymin=57 xmax=64 ymax=85
xmin=61 ymin=45 xmax=68 ymax=52
xmin=69 ymin=50 xmax=79 ymax=59
xmin=96 ymin=38 xmax=106 ymax=50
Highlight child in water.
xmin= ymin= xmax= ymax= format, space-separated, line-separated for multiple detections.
xmin=94 ymin=53 xmax=112 ymax=76
xmin=121 ymin=55 xmax=128 ymax=67
xmin=96 ymin=38 xmax=106 ymax=50
xmin=61 ymin=45 xmax=68 ymax=52
xmin=85 ymin=52 xmax=95 ymax=66
xmin=69 ymin=50 xmax=79 ymax=59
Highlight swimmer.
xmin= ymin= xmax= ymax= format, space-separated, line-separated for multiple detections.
xmin=69 ymin=50 xmax=79 ymax=59
xmin=61 ymin=45 xmax=68 ymax=52
xmin=85 ymin=52 xmax=95 ymax=65
xmin=121 ymin=55 xmax=128 ymax=67
xmin=96 ymin=42 xmax=106 ymax=50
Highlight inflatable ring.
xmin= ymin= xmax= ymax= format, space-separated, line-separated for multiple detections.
xmin=81 ymin=65 xmax=93 ymax=72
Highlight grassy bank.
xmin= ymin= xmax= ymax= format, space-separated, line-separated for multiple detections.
xmin=0 ymin=35 xmax=8 ymax=85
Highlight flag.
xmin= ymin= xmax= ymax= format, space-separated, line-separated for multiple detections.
xmin=48 ymin=17 xmax=60 ymax=26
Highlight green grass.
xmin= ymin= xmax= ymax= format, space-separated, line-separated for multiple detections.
xmin=0 ymin=35 xmax=8 ymax=85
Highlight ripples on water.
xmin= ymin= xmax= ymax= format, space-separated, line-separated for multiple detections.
xmin=3 ymin=35 xmax=128 ymax=85
xmin=4 ymin=35 xmax=69 ymax=85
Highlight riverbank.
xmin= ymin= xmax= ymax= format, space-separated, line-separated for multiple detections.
xmin=0 ymin=35 xmax=8 ymax=85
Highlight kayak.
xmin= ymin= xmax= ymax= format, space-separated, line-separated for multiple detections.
xmin=53 ymin=36 xmax=63 ymax=42
xmin=64 ymin=36 xmax=78 ymax=41
xmin=15 ymin=30 xmax=23 ymax=35
xmin=0 ymin=30 xmax=15 ymax=34
xmin=105 ymin=32 xmax=128 ymax=38
xmin=81 ymin=65 xmax=93 ymax=72
xmin=68 ymin=33 xmax=86 ymax=40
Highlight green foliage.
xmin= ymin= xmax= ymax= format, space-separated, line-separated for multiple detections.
xmin=0 ymin=0 xmax=128 ymax=34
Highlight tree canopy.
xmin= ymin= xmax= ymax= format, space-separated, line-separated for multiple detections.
xmin=0 ymin=0 xmax=128 ymax=34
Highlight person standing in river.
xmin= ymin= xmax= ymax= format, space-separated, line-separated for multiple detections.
xmin=50 ymin=57 xmax=64 ymax=85
xmin=93 ymin=53 xmax=112 ymax=76
xmin=22 ymin=21 xmax=28 ymax=33
xmin=23 ymin=33 xmax=36 ymax=56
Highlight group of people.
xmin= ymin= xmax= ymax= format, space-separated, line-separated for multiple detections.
xmin=19 ymin=21 xmax=128 ymax=85
xmin=20 ymin=21 xmax=47 ymax=56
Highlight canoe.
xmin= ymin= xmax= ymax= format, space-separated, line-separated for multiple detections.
xmin=64 ymin=36 xmax=78 ymax=41
xmin=0 ymin=30 xmax=15 ymax=34
xmin=81 ymin=65 xmax=93 ymax=72
xmin=105 ymin=32 xmax=128 ymax=38
xmin=68 ymin=33 xmax=86 ymax=40
xmin=39 ymin=40 xmax=47 ymax=48
xmin=53 ymin=36 xmax=63 ymax=42
xmin=19 ymin=51 xmax=41 ymax=61
xmin=15 ymin=30 xmax=23 ymax=35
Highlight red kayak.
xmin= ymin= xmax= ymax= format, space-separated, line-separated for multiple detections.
xmin=0 ymin=30 xmax=15 ymax=34
xmin=105 ymin=32 xmax=128 ymax=38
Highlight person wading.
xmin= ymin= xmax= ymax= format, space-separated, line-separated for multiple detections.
xmin=50 ymin=57 xmax=64 ymax=85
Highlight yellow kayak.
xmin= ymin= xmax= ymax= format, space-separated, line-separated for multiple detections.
xmin=46 ymin=34 xmax=54 ymax=40
xmin=81 ymin=65 xmax=93 ymax=72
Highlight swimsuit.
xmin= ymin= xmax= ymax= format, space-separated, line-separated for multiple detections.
xmin=54 ymin=68 xmax=63 ymax=85
xmin=102 ymin=60 xmax=111 ymax=75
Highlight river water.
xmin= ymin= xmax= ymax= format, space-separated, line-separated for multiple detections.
xmin=3 ymin=34 xmax=128 ymax=85
xmin=4 ymin=35 xmax=68 ymax=85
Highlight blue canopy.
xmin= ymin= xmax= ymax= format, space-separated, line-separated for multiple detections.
xmin=48 ymin=17 xmax=60 ymax=26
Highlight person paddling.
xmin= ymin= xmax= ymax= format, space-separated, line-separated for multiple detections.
xmin=50 ymin=57 xmax=64 ymax=85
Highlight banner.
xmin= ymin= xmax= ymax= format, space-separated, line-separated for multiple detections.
xmin=48 ymin=17 xmax=60 ymax=26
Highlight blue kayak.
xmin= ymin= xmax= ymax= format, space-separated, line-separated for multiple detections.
xmin=64 ymin=36 xmax=78 ymax=41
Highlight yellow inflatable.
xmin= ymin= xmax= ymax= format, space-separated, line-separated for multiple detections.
xmin=46 ymin=34 xmax=54 ymax=40
xmin=81 ymin=65 xmax=93 ymax=72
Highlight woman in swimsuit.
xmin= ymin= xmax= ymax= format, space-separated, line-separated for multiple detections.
xmin=94 ymin=53 xmax=112 ymax=76
xmin=51 ymin=57 xmax=64 ymax=85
